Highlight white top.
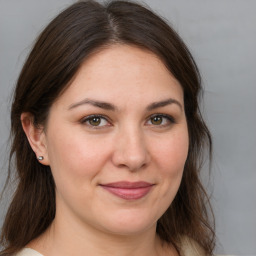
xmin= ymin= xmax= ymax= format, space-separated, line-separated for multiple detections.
xmin=16 ymin=247 xmax=204 ymax=256
xmin=15 ymin=248 xmax=43 ymax=256
xmin=16 ymin=246 xmax=204 ymax=256
xmin=15 ymin=241 xmax=229 ymax=256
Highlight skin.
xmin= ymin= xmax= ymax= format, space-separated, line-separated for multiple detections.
xmin=22 ymin=45 xmax=189 ymax=256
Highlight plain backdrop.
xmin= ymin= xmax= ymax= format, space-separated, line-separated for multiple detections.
xmin=0 ymin=0 xmax=256 ymax=255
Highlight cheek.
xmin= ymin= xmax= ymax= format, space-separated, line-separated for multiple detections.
xmin=46 ymin=127 xmax=109 ymax=169
xmin=45 ymin=131 xmax=104 ymax=202
xmin=146 ymin=129 xmax=189 ymax=217
xmin=155 ymin=129 xmax=189 ymax=173
xmin=153 ymin=127 xmax=189 ymax=200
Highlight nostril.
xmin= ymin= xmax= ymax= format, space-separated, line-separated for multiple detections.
xmin=112 ymin=146 xmax=150 ymax=171
xmin=111 ymin=130 xmax=151 ymax=171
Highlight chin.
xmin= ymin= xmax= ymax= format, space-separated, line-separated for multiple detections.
xmin=104 ymin=223 xmax=156 ymax=237
xmin=96 ymin=209 xmax=158 ymax=236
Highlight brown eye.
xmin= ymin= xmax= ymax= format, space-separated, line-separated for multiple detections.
xmin=82 ymin=115 xmax=109 ymax=128
xmin=89 ymin=117 xmax=101 ymax=126
xmin=146 ymin=114 xmax=175 ymax=127
xmin=151 ymin=116 xmax=163 ymax=125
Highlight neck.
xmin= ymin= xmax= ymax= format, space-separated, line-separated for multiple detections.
xmin=28 ymin=206 xmax=175 ymax=256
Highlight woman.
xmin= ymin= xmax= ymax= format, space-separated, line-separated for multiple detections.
xmin=0 ymin=1 xmax=215 ymax=255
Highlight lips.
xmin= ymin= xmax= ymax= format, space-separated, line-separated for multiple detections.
xmin=100 ymin=181 xmax=154 ymax=200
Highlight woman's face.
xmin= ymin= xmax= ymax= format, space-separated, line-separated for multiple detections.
xmin=42 ymin=45 xmax=189 ymax=235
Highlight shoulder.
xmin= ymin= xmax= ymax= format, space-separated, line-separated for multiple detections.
xmin=14 ymin=248 xmax=43 ymax=256
xmin=179 ymin=237 xmax=226 ymax=256
xmin=179 ymin=236 xmax=206 ymax=256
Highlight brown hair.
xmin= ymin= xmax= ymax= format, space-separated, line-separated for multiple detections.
xmin=0 ymin=0 xmax=215 ymax=255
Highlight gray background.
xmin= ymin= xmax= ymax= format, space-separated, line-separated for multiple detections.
xmin=0 ymin=0 xmax=255 ymax=255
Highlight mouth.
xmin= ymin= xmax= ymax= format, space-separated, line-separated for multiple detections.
xmin=99 ymin=181 xmax=154 ymax=200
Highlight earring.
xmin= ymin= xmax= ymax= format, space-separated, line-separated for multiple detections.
xmin=37 ymin=156 xmax=44 ymax=161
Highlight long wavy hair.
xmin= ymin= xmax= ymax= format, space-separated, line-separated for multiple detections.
xmin=0 ymin=0 xmax=215 ymax=255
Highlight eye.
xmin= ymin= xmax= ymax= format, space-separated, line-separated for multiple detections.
xmin=81 ymin=115 xmax=110 ymax=128
xmin=146 ymin=114 xmax=175 ymax=126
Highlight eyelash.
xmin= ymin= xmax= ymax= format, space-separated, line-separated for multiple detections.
xmin=146 ymin=114 xmax=176 ymax=127
xmin=80 ymin=113 xmax=176 ymax=129
xmin=80 ymin=114 xmax=111 ymax=129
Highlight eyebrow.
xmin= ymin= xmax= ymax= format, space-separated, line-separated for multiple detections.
xmin=68 ymin=98 xmax=182 ymax=111
xmin=146 ymin=98 xmax=183 ymax=111
xmin=68 ymin=99 xmax=116 ymax=111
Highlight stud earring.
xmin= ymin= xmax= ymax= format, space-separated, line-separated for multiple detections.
xmin=37 ymin=156 xmax=44 ymax=161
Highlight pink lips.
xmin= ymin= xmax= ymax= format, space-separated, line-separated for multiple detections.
xmin=100 ymin=181 xmax=154 ymax=200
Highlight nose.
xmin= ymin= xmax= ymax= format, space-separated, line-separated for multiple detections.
xmin=112 ymin=127 xmax=151 ymax=171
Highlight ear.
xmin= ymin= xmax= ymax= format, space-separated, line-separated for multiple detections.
xmin=21 ymin=112 xmax=49 ymax=165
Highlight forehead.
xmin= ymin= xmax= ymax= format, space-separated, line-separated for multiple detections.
xmin=55 ymin=44 xmax=184 ymax=108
